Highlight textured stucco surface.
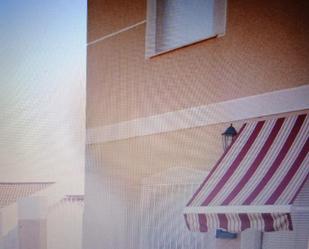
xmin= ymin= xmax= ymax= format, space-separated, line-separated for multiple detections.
xmin=87 ymin=0 xmax=309 ymax=127
xmin=87 ymin=0 xmax=146 ymax=42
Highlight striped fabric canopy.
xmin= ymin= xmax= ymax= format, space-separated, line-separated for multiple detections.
xmin=184 ymin=113 xmax=309 ymax=233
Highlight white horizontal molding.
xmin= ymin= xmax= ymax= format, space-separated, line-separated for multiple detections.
xmin=87 ymin=85 xmax=309 ymax=144
xmin=184 ymin=205 xmax=292 ymax=214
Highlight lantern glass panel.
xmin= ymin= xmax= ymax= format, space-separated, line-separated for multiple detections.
xmin=221 ymin=124 xmax=237 ymax=151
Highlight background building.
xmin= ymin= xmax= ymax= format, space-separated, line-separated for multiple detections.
xmin=0 ymin=1 xmax=86 ymax=248
xmin=0 ymin=183 xmax=84 ymax=249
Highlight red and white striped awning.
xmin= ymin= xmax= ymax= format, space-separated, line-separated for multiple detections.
xmin=184 ymin=113 xmax=309 ymax=233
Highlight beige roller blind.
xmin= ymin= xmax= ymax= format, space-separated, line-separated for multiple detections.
xmin=146 ymin=0 xmax=227 ymax=57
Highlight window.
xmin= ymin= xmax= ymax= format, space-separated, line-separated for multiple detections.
xmin=146 ymin=0 xmax=227 ymax=58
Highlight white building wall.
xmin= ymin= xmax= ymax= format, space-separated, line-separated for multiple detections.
xmin=0 ymin=196 xmax=84 ymax=249
xmin=139 ymin=168 xmax=215 ymax=249
xmin=0 ymin=204 xmax=18 ymax=249
xmin=262 ymin=178 xmax=309 ymax=249
xmin=47 ymin=199 xmax=84 ymax=249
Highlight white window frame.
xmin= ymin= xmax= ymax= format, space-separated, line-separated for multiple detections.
xmin=145 ymin=0 xmax=228 ymax=58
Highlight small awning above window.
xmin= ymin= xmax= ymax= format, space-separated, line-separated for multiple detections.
xmin=184 ymin=113 xmax=309 ymax=233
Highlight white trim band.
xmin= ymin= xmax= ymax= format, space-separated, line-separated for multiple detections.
xmin=87 ymin=20 xmax=146 ymax=46
xmin=87 ymin=85 xmax=309 ymax=144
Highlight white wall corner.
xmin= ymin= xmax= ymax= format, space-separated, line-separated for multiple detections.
xmin=18 ymin=196 xmax=48 ymax=220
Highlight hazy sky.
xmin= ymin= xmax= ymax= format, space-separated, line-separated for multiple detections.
xmin=0 ymin=0 xmax=86 ymax=185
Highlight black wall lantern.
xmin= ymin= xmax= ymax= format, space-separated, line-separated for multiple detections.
xmin=221 ymin=124 xmax=237 ymax=151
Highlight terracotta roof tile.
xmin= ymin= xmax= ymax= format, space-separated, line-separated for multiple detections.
xmin=0 ymin=182 xmax=54 ymax=208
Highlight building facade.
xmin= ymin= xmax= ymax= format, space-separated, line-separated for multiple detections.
xmin=84 ymin=0 xmax=309 ymax=248
xmin=0 ymin=183 xmax=84 ymax=249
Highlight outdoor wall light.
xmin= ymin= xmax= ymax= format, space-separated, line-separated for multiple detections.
xmin=221 ymin=124 xmax=237 ymax=151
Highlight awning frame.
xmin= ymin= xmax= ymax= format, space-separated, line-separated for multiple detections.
xmin=184 ymin=205 xmax=309 ymax=214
